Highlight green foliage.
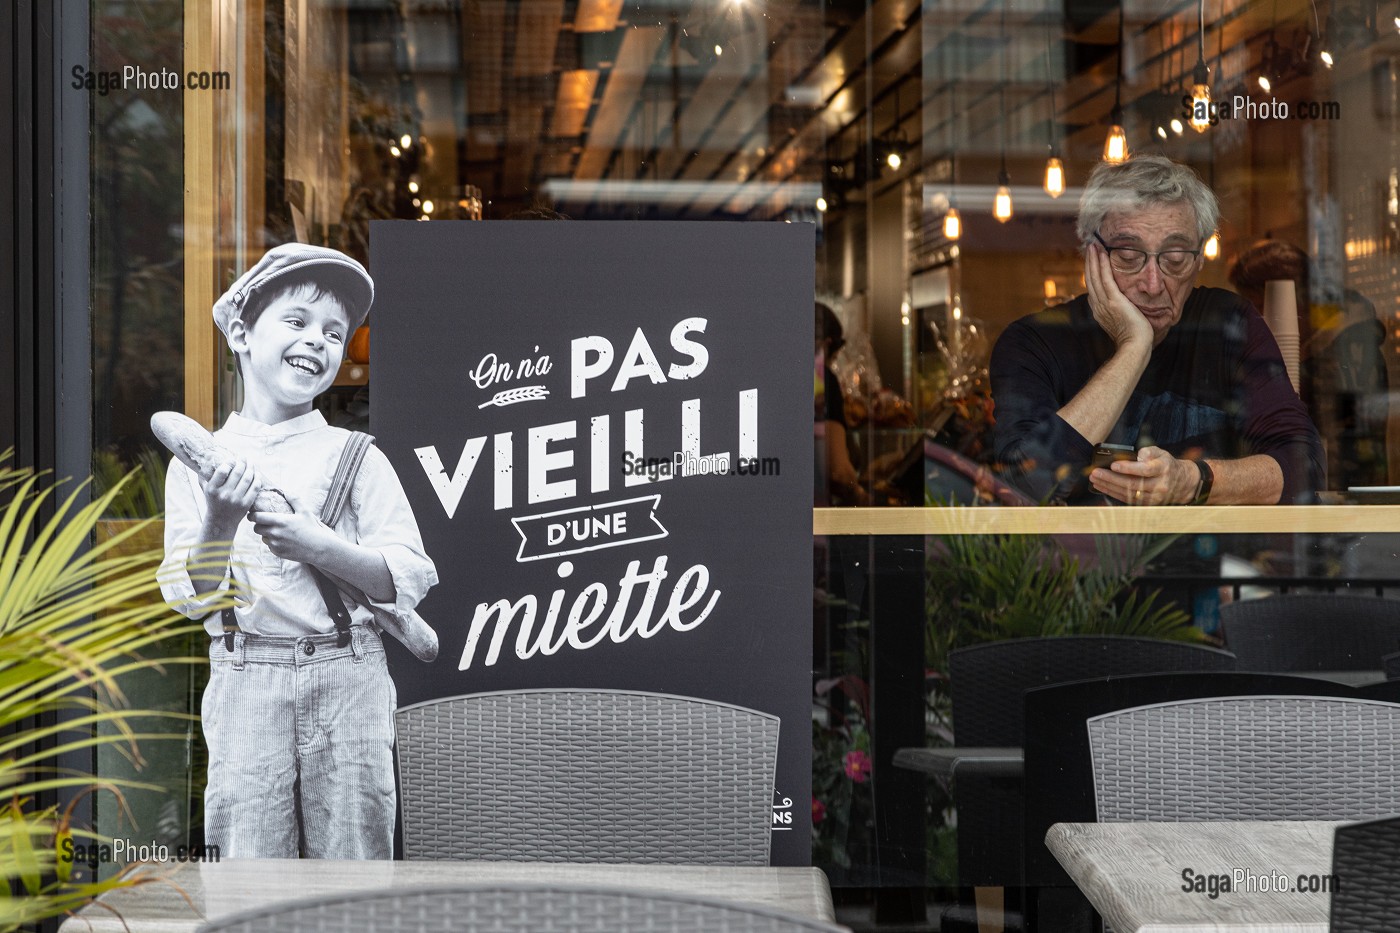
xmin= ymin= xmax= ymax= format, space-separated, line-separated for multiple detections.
xmin=926 ymin=533 xmax=1199 ymax=673
xmin=0 ymin=454 xmax=224 ymax=930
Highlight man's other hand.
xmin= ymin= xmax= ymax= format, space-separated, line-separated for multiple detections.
xmin=1090 ymin=446 xmax=1198 ymax=505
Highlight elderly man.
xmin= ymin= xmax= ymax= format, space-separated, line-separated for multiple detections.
xmin=990 ymin=155 xmax=1324 ymax=505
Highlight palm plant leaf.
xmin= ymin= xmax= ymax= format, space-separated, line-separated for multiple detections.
xmin=0 ymin=453 xmax=232 ymax=930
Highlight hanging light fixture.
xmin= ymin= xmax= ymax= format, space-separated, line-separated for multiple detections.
xmin=943 ymin=84 xmax=962 ymax=240
xmin=1104 ymin=0 xmax=1130 ymax=162
xmin=1043 ymin=26 xmax=1066 ymax=197
xmin=1188 ymin=0 xmax=1212 ymax=132
xmin=876 ymin=81 xmax=910 ymax=175
xmin=943 ymin=206 xmax=963 ymax=239
xmin=1103 ymin=124 xmax=1129 ymax=162
xmin=1311 ymin=0 xmax=1334 ymax=67
xmin=996 ymin=3 xmax=1014 ymax=220
xmin=1257 ymin=21 xmax=1281 ymax=95
xmin=1044 ymin=157 xmax=1065 ymax=198
xmin=994 ymin=170 xmax=1014 ymax=222
xmin=1204 ymin=233 xmax=1221 ymax=259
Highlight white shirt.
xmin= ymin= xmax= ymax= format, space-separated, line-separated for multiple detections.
xmin=159 ymin=410 xmax=438 ymax=638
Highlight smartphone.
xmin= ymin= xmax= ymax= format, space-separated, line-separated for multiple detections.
xmin=1091 ymin=443 xmax=1136 ymax=470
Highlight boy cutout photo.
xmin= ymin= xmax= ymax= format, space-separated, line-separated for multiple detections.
xmin=158 ymin=243 xmax=438 ymax=858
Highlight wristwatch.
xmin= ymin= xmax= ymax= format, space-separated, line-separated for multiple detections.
xmin=1191 ymin=459 xmax=1214 ymax=506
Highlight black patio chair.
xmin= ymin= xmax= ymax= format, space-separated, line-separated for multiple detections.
xmin=924 ymin=636 xmax=1235 ymax=932
xmin=1330 ymin=815 xmax=1400 ymax=932
xmin=1220 ymin=593 xmax=1400 ymax=672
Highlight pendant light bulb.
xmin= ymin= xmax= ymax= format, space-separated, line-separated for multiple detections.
xmin=994 ymin=171 xmax=1014 ymax=223
xmin=1103 ymin=124 xmax=1129 ymax=163
xmin=1043 ymin=156 xmax=1065 ymax=198
xmin=1189 ymin=61 xmax=1212 ymax=133
xmin=1320 ymin=49 xmax=1334 ymax=68
xmin=1204 ymin=232 xmax=1220 ymax=259
xmin=1258 ymin=75 xmax=1272 ymax=93
xmin=943 ymin=207 xmax=962 ymax=240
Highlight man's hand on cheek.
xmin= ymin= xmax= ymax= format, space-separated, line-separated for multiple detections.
xmin=1089 ymin=446 xmax=1194 ymax=505
xmin=1085 ymin=245 xmax=1153 ymax=351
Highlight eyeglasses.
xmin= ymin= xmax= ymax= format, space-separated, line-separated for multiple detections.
xmin=1093 ymin=231 xmax=1202 ymax=277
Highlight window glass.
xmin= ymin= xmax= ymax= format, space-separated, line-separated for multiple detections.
xmin=84 ymin=0 xmax=1400 ymax=906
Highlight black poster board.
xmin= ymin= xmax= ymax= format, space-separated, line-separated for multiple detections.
xmin=372 ymin=221 xmax=814 ymax=864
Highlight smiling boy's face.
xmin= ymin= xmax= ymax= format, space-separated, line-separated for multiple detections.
xmin=229 ymin=283 xmax=350 ymax=423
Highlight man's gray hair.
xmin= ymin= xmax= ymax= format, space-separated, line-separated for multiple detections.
xmin=1076 ymin=155 xmax=1219 ymax=249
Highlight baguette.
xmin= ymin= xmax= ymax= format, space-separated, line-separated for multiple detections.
xmin=150 ymin=411 xmax=293 ymax=513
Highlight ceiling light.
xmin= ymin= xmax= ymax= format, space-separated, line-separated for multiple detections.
xmin=1204 ymin=233 xmax=1220 ymax=259
xmin=1043 ymin=156 xmax=1065 ymax=198
xmin=1103 ymin=2 xmax=1129 ymax=163
xmin=1103 ymin=124 xmax=1129 ymax=163
xmin=400 ymin=134 xmax=412 ymax=148
xmin=715 ymin=44 xmax=723 ymax=56
xmin=1170 ymin=118 xmax=1185 ymax=135
xmin=390 ymin=145 xmax=402 ymax=157
xmin=1157 ymin=125 xmax=1168 ymax=139
xmin=943 ymin=207 xmax=962 ymax=240
xmin=994 ymin=171 xmax=1013 ymax=223
xmin=422 ymin=199 xmax=435 ymax=214
xmin=408 ymin=181 xmax=419 ymax=193
xmin=1258 ymin=75 xmax=1272 ymax=93
xmin=1189 ymin=60 xmax=1212 ymax=133
xmin=1320 ymin=49 xmax=1334 ymax=67
xmin=816 ymin=196 xmax=828 ymax=212
xmin=886 ymin=149 xmax=903 ymax=171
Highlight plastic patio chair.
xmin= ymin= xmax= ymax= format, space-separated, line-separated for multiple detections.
xmin=194 ymin=884 xmax=849 ymax=932
xmin=394 ymin=689 xmax=780 ymax=863
xmin=1088 ymin=694 xmax=1400 ymax=822
xmin=1220 ymin=593 xmax=1400 ymax=672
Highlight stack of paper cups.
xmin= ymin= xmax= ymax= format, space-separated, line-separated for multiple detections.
xmin=1263 ymin=279 xmax=1301 ymax=394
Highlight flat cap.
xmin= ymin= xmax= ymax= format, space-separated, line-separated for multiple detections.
xmin=213 ymin=243 xmax=374 ymax=337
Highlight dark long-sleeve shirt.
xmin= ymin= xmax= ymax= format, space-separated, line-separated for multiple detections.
xmin=990 ymin=287 xmax=1325 ymax=504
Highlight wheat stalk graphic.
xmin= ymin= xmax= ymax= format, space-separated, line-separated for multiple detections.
xmin=478 ymin=385 xmax=549 ymax=408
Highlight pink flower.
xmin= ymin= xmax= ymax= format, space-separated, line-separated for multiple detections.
xmin=843 ymin=749 xmax=871 ymax=783
xmin=812 ymin=798 xmax=827 ymax=825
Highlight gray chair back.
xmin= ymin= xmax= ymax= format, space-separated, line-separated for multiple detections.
xmin=1088 ymin=695 xmax=1400 ymax=822
xmin=1330 ymin=815 xmax=1400 ymax=932
xmin=395 ymin=689 xmax=780 ymax=863
xmin=1220 ymin=594 xmax=1400 ymax=672
xmin=195 ymin=884 xmax=848 ymax=932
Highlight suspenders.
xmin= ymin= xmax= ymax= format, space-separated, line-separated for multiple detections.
xmin=220 ymin=432 xmax=376 ymax=650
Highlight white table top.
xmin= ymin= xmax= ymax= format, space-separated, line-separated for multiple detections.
xmin=1046 ymin=821 xmax=1343 ymax=933
xmin=58 ymin=859 xmax=838 ymax=932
